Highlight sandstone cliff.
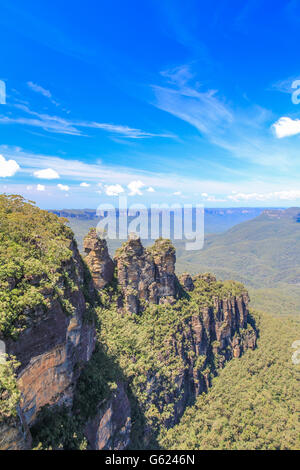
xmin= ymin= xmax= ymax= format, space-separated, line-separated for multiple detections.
xmin=83 ymin=229 xmax=114 ymax=289
xmin=114 ymin=235 xmax=178 ymax=314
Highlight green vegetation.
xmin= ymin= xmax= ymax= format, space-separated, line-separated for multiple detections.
xmin=72 ymin=344 xmax=121 ymax=422
xmin=30 ymin=405 xmax=87 ymax=450
xmin=248 ymin=285 xmax=300 ymax=317
xmin=0 ymin=195 xmax=76 ymax=339
xmin=159 ymin=310 xmax=300 ymax=450
xmin=0 ymin=356 xmax=21 ymax=422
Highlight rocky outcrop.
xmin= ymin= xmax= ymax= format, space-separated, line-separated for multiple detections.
xmin=84 ymin=382 xmax=131 ymax=450
xmin=179 ymin=273 xmax=194 ymax=291
xmin=83 ymin=229 xmax=114 ymax=289
xmin=114 ymin=235 xmax=178 ymax=314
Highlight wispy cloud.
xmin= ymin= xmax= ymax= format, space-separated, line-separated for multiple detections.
xmin=27 ymin=81 xmax=60 ymax=106
xmin=228 ymin=190 xmax=300 ymax=202
xmin=152 ymin=64 xmax=292 ymax=168
xmin=0 ymin=103 xmax=175 ymax=139
xmin=27 ymin=82 xmax=52 ymax=99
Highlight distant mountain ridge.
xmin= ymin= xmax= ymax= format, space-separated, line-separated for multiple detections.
xmin=177 ymin=207 xmax=300 ymax=285
xmin=50 ymin=207 xmax=270 ymax=234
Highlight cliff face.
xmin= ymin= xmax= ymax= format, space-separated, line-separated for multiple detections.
xmin=84 ymin=382 xmax=131 ymax=450
xmin=1 ymin=240 xmax=96 ymax=448
xmin=138 ymin=282 xmax=256 ymax=434
xmin=170 ymin=286 xmax=256 ymax=404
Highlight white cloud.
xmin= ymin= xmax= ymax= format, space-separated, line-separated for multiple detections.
xmin=37 ymin=184 xmax=45 ymax=191
xmin=57 ymin=183 xmax=70 ymax=191
xmin=275 ymin=190 xmax=300 ymax=200
xmin=146 ymin=186 xmax=155 ymax=192
xmin=80 ymin=182 xmax=90 ymax=187
xmin=127 ymin=180 xmax=145 ymax=196
xmin=272 ymin=117 xmax=300 ymax=138
xmin=27 ymin=82 xmax=52 ymax=99
xmin=34 ymin=168 xmax=59 ymax=179
xmin=0 ymin=154 xmax=20 ymax=177
xmin=26 ymin=185 xmax=33 ymax=190
xmin=173 ymin=191 xmax=182 ymax=196
xmin=105 ymin=184 xmax=124 ymax=196
xmin=201 ymin=192 xmax=226 ymax=202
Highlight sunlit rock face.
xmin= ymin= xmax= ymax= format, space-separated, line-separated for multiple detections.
xmin=114 ymin=236 xmax=178 ymax=314
xmin=83 ymin=229 xmax=115 ymax=290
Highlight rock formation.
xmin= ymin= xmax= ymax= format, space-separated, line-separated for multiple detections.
xmin=83 ymin=229 xmax=114 ymax=289
xmin=179 ymin=273 xmax=194 ymax=291
xmin=114 ymin=235 xmax=178 ymax=314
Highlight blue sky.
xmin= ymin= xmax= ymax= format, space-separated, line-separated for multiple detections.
xmin=1 ymin=0 xmax=300 ymax=208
